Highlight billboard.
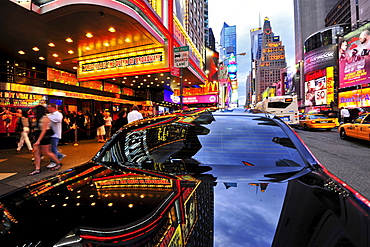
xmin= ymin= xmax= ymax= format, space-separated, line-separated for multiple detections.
xmin=304 ymin=44 xmax=336 ymax=74
xmin=339 ymin=23 xmax=370 ymax=89
xmin=338 ymin=87 xmax=370 ymax=108
xmin=304 ymin=67 xmax=334 ymax=106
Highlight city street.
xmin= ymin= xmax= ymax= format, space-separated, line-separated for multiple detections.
xmin=294 ymin=127 xmax=370 ymax=199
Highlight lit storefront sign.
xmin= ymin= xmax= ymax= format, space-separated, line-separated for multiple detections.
xmin=183 ymin=95 xmax=218 ymax=104
xmin=47 ymin=68 xmax=79 ymax=86
xmin=338 ymin=87 xmax=370 ymax=108
xmin=339 ymin=23 xmax=370 ymax=89
xmin=0 ymin=91 xmax=47 ymax=107
xmin=94 ymin=175 xmax=172 ymax=189
xmin=78 ymin=48 xmax=166 ymax=79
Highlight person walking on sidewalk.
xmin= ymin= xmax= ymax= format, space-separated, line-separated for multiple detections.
xmin=46 ymin=103 xmax=66 ymax=169
xmin=16 ymin=110 xmax=33 ymax=153
xmin=127 ymin=105 xmax=143 ymax=123
xmin=29 ymin=105 xmax=62 ymax=176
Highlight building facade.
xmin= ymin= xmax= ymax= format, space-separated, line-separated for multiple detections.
xmin=0 ymin=0 xmax=207 ymax=135
xmin=255 ymin=18 xmax=286 ymax=102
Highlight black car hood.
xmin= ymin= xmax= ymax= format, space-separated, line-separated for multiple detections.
xmin=0 ymin=109 xmax=369 ymax=247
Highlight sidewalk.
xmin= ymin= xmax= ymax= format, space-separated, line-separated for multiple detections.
xmin=0 ymin=139 xmax=105 ymax=196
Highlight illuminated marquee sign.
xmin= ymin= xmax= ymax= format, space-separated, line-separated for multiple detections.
xmin=81 ymin=53 xmax=163 ymax=72
xmin=78 ymin=48 xmax=166 ymax=79
xmin=47 ymin=68 xmax=79 ymax=86
xmin=0 ymin=91 xmax=47 ymax=107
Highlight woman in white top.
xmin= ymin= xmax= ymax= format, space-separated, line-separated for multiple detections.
xmin=104 ymin=112 xmax=113 ymax=140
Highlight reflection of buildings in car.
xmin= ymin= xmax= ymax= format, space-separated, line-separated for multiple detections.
xmin=249 ymin=183 xmax=269 ymax=192
xmin=21 ymin=167 xmax=216 ymax=246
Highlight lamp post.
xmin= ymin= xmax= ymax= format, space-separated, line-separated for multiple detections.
xmin=218 ymin=52 xmax=246 ymax=109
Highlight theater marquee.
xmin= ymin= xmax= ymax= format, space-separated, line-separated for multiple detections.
xmin=78 ymin=48 xmax=167 ymax=80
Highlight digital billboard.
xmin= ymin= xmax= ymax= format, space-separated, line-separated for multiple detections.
xmin=304 ymin=44 xmax=336 ymax=74
xmin=339 ymin=23 xmax=370 ymax=89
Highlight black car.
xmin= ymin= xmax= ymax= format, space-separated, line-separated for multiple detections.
xmin=0 ymin=108 xmax=369 ymax=246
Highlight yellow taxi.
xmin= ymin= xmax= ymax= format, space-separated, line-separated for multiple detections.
xmin=299 ymin=114 xmax=336 ymax=131
xmin=339 ymin=113 xmax=370 ymax=141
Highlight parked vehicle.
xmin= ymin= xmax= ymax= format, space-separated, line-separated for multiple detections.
xmin=339 ymin=113 xmax=370 ymax=141
xmin=0 ymin=108 xmax=368 ymax=246
xmin=299 ymin=113 xmax=336 ymax=131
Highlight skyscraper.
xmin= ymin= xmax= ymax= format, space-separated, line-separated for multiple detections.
xmin=255 ymin=17 xmax=286 ymax=101
xmin=293 ymin=0 xmax=338 ymax=64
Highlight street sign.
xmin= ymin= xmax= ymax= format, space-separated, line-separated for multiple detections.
xmin=171 ymin=66 xmax=180 ymax=77
xmin=174 ymin=46 xmax=189 ymax=68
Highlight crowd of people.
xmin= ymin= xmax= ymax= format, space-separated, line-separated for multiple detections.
xmin=0 ymin=104 xmax=146 ymax=175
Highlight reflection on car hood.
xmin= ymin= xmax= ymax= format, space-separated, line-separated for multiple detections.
xmin=0 ymin=108 xmax=369 ymax=247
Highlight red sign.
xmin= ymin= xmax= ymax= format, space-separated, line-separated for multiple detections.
xmin=171 ymin=67 xmax=180 ymax=77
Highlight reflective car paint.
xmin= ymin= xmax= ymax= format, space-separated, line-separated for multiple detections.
xmin=0 ymin=108 xmax=368 ymax=247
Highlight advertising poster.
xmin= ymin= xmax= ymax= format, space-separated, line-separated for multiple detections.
xmin=304 ymin=44 xmax=336 ymax=74
xmin=338 ymin=87 xmax=370 ymax=108
xmin=339 ymin=23 xmax=370 ymax=88
xmin=305 ymin=68 xmax=329 ymax=106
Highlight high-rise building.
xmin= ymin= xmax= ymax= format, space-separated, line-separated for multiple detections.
xmin=249 ymin=27 xmax=263 ymax=105
xmin=255 ymin=17 xmax=286 ymax=101
xmin=325 ymin=0 xmax=351 ymax=27
xmin=219 ymin=22 xmax=238 ymax=106
xmin=220 ymin=23 xmax=237 ymax=63
xmin=350 ymin=0 xmax=370 ymax=27
xmin=293 ymin=0 xmax=338 ymax=64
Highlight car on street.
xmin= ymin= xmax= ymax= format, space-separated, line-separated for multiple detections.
xmin=0 ymin=108 xmax=369 ymax=246
xmin=339 ymin=113 xmax=370 ymax=141
xmin=299 ymin=113 xmax=336 ymax=131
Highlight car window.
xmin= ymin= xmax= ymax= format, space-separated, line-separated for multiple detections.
xmin=309 ymin=115 xmax=326 ymax=119
xmin=354 ymin=115 xmax=365 ymax=123
xmin=362 ymin=115 xmax=370 ymax=124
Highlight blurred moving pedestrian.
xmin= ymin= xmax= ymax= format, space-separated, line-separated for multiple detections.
xmin=104 ymin=111 xmax=113 ymax=140
xmin=29 ymin=105 xmax=62 ymax=176
xmin=46 ymin=103 xmax=66 ymax=169
xmin=127 ymin=105 xmax=143 ymax=123
xmin=115 ymin=110 xmax=128 ymax=130
xmin=94 ymin=110 xmax=106 ymax=142
xmin=16 ymin=110 xmax=33 ymax=153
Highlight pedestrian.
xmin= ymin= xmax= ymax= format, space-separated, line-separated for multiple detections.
xmin=115 ymin=110 xmax=128 ymax=130
xmin=45 ymin=103 xmax=66 ymax=169
xmin=29 ymin=105 xmax=62 ymax=176
xmin=340 ymin=107 xmax=350 ymax=123
xmin=104 ymin=111 xmax=113 ymax=140
xmin=75 ymin=110 xmax=86 ymax=140
xmin=16 ymin=110 xmax=33 ymax=153
xmin=127 ymin=105 xmax=143 ymax=123
xmin=94 ymin=110 xmax=106 ymax=142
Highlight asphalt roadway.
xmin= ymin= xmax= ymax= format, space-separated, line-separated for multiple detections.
xmin=0 ymin=139 xmax=105 ymax=196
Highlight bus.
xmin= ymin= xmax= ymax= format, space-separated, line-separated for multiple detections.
xmin=255 ymin=95 xmax=299 ymax=126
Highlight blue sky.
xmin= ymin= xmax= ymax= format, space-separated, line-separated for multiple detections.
xmin=208 ymin=0 xmax=295 ymax=103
